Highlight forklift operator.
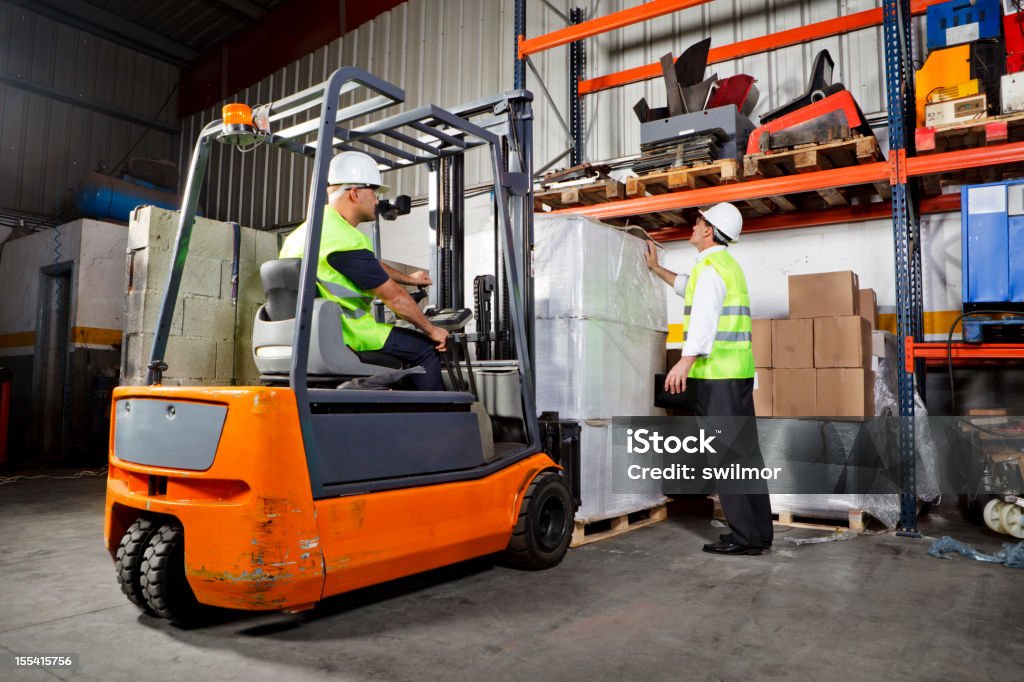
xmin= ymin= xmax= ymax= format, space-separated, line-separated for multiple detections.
xmin=279 ymin=151 xmax=449 ymax=390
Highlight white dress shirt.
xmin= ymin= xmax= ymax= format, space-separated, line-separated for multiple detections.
xmin=677 ymin=246 xmax=727 ymax=358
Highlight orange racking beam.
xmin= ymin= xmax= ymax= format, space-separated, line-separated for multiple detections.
xmin=549 ymin=140 xmax=1024 ymax=222
xmin=518 ymin=0 xmax=710 ymax=59
xmin=577 ymin=0 xmax=937 ymax=96
xmin=645 ymin=192 xmax=962 ymax=241
xmin=905 ymin=338 xmax=1024 ymax=373
xmin=905 ymin=141 xmax=1024 ymax=176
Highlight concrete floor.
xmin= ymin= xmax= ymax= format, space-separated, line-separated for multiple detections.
xmin=0 ymin=476 xmax=1021 ymax=682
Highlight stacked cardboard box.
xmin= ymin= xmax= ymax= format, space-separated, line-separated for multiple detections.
xmin=752 ymin=271 xmax=878 ymax=418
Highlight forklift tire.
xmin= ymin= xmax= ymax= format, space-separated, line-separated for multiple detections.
xmin=503 ymin=471 xmax=573 ymax=570
xmin=139 ymin=522 xmax=211 ymax=626
xmin=114 ymin=517 xmax=161 ymax=613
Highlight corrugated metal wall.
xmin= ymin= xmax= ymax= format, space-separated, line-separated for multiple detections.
xmin=0 ymin=1 xmax=179 ymax=219
xmin=179 ymin=0 xmax=889 ymax=229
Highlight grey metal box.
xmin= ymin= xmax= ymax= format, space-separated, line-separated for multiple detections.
xmin=639 ymin=104 xmax=756 ymax=162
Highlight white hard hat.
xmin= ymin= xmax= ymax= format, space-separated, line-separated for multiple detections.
xmin=327 ymin=151 xmax=391 ymax=195
xmin=698 ymin=202 xmax=743 ymax=242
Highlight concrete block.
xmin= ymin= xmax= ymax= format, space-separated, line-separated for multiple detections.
xmin=237 ymin=302 xmax=260 ymax=343
xmin=128 ymin=206 xmax=177 ymax=252
xmin=180 ymin=256 xmax=224 ymax=298
xmin=135 ymin=245 xmax=172 ymax=292
xmin=123 ymin=290 xmax=183 ymax=337
xmin=122 ymin=326 xmax=216 ymax=384
xmin=189 ymin=216 xmax=235 ymax=259
xmin=164 ymin=336 xmax=217 ymax=381
xmin=238 ymin=226 xmax=259 ymax=266
xmin=216 ymin=339 xmax=236 ymax=383
xmin=255 ymin=229 xmax=280 ymax=265
xmin=237 ymin=261 xmax=265 ymax=306
xmin=120 ymin=333 xmax=150 ymax=386
xmin=182 ymin=295 xmax=238 ymax=340
xmin=235 ymin=343 xmax=260 ymax=385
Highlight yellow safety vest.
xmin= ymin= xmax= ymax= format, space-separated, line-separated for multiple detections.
xmin=682 ymin=249 xmax=755 ymax=380
xmin=279 ymin=207 xmax=393 ymax=351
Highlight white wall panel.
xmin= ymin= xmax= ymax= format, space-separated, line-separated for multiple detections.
xmin=0 ymin=1 xmax=178 ymax=218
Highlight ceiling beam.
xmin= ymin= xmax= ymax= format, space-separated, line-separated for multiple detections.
xmin=6 ymin=0 xmax=199 ymax=66
xmin=0 ymin=73 xmax=180 ymax=135
xmin=213 ymin=0 xmax=268 ymax=20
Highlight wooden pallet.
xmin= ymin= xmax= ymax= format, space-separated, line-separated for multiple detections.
xmin=743 ymin=135 xmax=889 ymax=210
xmin=712 ymin=496 xmax=865 ymax=533
xmin=534 ymin=177 xmax=625 ymax=212
xmin=571 ymin=504 xmax=668 ymax=547
xmin=534 ymin=177 xmax=668 ymax=230
xmin=915 ymin=110 xmax=1024 ymax=154
xmin=619 ymin=158 xmax=741 ymax=228
xmin=626 ymin=158 xmax=741 ymax=197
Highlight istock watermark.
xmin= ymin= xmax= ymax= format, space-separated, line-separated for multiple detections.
xmin=610 ymin=415 xmax=1024 ymax=498
xmin=626 ymin=427 xmax=718 ymax=454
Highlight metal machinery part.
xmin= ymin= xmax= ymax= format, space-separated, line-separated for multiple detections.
xmin=474 ymin=274 xmax=495 ymax=361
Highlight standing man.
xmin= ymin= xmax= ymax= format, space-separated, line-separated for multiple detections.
xmin=646 ymin=202 xmax=774 ymax=555
xmin=279 ymin=151 xmax=449 ymax=391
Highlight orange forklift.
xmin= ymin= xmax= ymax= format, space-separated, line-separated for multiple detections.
xmin=105 ymin=68 xmax=579 ymax=625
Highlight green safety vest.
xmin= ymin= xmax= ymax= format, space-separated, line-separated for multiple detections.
xmin=682 ymin=249 xmax=755 ymax=380
xmin=279 ymin=207 xmax=393 ymax=352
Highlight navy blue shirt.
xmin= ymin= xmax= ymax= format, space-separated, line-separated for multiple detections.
xmin=326 ymin=249 xmax=388 ymax=290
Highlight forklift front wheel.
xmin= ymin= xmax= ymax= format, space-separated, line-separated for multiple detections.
xmin=139 ymin=521 xmax=212 ymax=627
xmin=503 ymin=471 xmax=573 ymax=570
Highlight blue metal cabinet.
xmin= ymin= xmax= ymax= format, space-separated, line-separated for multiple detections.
xmin=962 ymin=179 xmax=1024 ymax=307
xmin=926 ymin=0 xmax=1002 ymax=51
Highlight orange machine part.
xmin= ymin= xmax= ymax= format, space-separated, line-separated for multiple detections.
xmin=221 ymin=103 xmax=253 ymax=126
xmin=746 ymin=90 xmax=866 ymax=156
xmin=105 ymin=385 xmax=557 ymax=612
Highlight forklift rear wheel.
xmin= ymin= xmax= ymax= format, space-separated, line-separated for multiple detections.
xmin=115 ymin=517 xmax=162 ymax=613
xmin=999 ymin=502 xmax=1024 ymax=539
xmin=139 ymin=521 xmax=211 ymax=626
xmin=503 ymin=471 xmax=573 ymax=570
xmin=983 ymin=498 xmax=1005 ymax=534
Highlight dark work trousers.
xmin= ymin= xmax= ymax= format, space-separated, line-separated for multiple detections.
xmin=689 ymin=377 xmax=774 ymax=548
xmin=379 ymin=327 xmax=444 ymax=391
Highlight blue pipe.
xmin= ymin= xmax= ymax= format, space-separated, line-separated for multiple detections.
xmin=75 ymin=172 xmax=187 ymax=222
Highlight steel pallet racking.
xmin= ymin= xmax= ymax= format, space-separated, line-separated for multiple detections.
xmin=514 ymin=0 xmax=1024 ymax=534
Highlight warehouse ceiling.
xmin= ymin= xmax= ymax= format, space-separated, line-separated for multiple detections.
xmin=6 ymin=0 xmax=290 ymax=66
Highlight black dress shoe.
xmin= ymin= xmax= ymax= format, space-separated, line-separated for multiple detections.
xmin=702 ymin=539 xmax=763 ymax=555
xmin=718 ymin=533 xmax=771 ymax=549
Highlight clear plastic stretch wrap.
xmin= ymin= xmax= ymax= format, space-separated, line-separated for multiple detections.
xmin=767 ymin=331 xmax=941 ymax=528
xmin=534 ymin=214 xmax=667 ymax=331
xmin=536 ymin=317 xmax=667 ymax=420
xmin=577 ymin=420 xmax=668 ymax=523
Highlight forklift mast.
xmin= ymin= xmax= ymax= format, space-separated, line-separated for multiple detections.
xmin=144 ymin=68 xmax=539 ymax=487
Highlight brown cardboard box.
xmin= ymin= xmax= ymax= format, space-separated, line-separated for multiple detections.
xmin=813 ymin=316 xmax=872 ymax=368
xmin=773 ymin=369 xmax=816 ymax=417
xmin=816 ymin=369 xmax=874 ymax=417
xmin=752 ymin=319 xmax=773 ymax=368
xmin=753 ymin=369 xmax=773 ymax=416
xmin=871 ymin=330 xmax=894 ymax=358
xmin=788 ymin=271 xmax=860 ymax=319
xmin=859 ymin=289 xmax=878 ymax=330
xmin=772 ymin=319 xmax=814 ymax=368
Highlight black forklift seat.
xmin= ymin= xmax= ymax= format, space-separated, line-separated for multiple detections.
xmin=252 ymin=258 xmax=407 ymax=379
